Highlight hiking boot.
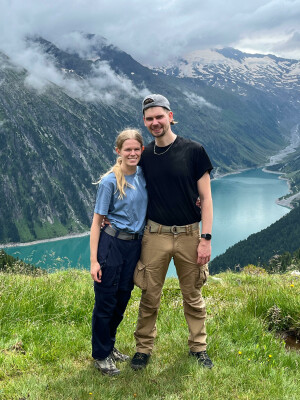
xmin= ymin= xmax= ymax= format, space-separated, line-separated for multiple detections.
xmin=111 ymin=347 xmax=130 ymax=362
xmin=94 ymin=355 xmax=120 ymax=376
xmin=130 ymin=352 xmax=150 ymax=370
xmin=189 ymin=350 xmax=214 ymax=369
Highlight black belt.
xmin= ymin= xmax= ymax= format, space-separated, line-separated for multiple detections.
xmin=103 ymin=225 xmax=142 ymax=240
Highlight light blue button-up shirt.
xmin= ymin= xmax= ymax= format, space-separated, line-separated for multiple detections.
xmin=94 ymin=166 xmax=148 ymax=234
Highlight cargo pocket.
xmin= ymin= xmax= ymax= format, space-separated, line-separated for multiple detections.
xmin=100 ymin=262 xmax=122 ymax=288
xmin=195 ymin=264 xmax=209 ymax=288
xmin=133 ymin=260 xmax=147 ymax=290
xmin=97 ymin=233 xmax=123 ymax=288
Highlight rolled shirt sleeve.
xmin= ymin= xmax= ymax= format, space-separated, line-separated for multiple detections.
xmin=94 ymin=180 xmax=114 ymax=216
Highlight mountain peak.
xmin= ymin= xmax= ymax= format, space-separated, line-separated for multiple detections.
xmin=152 ymin=47 xmax=300 ymax=100
xmin=215 ymin=47 xmax=246 ymax=63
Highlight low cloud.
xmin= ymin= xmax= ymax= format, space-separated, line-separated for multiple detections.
xmin=54 ymin=32 xmax=108 ymax=60
xmin=271 ymin=31 xmax=300 ymax=59
xmin=184 ymin=92 xmax=221 ymax=111
xmin=0 ymin=1 xmax=299 ymax=68
xmin=3 ymin=35 xmax=147 ymax=104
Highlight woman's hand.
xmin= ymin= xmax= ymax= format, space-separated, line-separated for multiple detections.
xmin=91 ymin=261 xmax=102 ymax=283
xmin=90 ymin=213 xmax=105 ymax=283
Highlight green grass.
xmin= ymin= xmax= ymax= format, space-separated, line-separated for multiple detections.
xmin=0 ymin=270 xmax=299 ymax=400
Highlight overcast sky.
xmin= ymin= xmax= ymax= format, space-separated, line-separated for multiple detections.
xmin=0 ymin=0 xmax=300 ymax=66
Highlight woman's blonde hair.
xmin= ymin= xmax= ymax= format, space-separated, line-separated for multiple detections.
xmin=94 ymin=129 xmax=143 ymax=199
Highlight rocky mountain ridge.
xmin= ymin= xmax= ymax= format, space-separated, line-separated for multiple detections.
xmin=0 ymin=35 xmax=298 ymax=243
xmin=154 ymin=47 xmax=300 ymax=92
xmin=153 ymin=47 xmax=300 ymax=125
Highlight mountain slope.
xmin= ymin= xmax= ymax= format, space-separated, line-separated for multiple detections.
xmin=154 ymin=47 xmax=300 ymax=129
xmin=209 ymin=205 xmax=300 ymax=274
xmin=0 ymin=51 xmax=137 ymax=242
xmin=0 ymin=37 xmax=293 ymax=243
xmin=34 ymin=37 xmax=287 ymax=170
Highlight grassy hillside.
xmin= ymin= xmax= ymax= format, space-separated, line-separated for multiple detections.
xmin=1 ymin=269 xmax=299 ymax=400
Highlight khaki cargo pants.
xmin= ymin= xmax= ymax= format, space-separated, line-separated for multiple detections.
xmin=134 ymin=220 xmax=209 ymax=354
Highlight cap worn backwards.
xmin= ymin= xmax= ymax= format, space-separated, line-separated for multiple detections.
xmin=142 ymin=94 xmax=171 ymax=113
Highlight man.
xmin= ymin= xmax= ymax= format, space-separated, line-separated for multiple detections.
xmin=131 ymin=94 xmax=214 ymax=370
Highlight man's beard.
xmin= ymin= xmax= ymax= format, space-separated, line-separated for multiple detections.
xmin=149 ymin=126 xmax=167 ymax=138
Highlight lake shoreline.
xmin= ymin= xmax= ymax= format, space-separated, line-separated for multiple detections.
xmin=2 ymin=168 xmax=291 ymax=274
xmin=212 ymin=167 xmax=251 ymax=180
xmin=263 ymin=123 xmax=300 ymax=209
xmin=0 ymin=231 xmax=90 ymax=249
xmin=0 ymin=167 xmax=254 ymax=249
xmin=2 ymin=124 xmax=299 ymax=249
xmin=1 ymin=165 xmax=294 ymax=250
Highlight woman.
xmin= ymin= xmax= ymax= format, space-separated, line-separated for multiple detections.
xmin=90 ymin=129 xmax=147 ymax=376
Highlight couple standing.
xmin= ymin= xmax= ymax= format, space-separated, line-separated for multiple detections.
xmin=90 ymin=94 xmax=214 ymax=375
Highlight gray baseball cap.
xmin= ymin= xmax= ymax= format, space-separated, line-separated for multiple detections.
xmin=142 ymin=94 xmax=171 ymax=113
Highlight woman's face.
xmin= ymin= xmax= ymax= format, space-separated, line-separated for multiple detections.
xmin=116 ymin=139 xmax=143 ymax=171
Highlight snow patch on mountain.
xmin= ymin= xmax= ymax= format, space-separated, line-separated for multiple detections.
xmin=153 ymin=47 xmax=300 ymax=98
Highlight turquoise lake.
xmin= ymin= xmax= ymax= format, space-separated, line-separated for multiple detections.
xmin=3 ymin=168 xmax=290 ymax=277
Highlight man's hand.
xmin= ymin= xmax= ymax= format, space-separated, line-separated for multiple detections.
xmin=91 ymin=261 xmax=102 ymax=283
xmin=197 ymin=240 xmax=211 ymax=265
xmin=196 ymin=197 xmax=201 ymax=209
xmin=101 ymin=216 xmax=111 ymax=228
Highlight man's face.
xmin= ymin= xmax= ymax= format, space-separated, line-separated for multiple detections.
xmin=143 ymin=107 xmax=173 ymax=138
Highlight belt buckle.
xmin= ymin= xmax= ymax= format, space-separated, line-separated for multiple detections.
xmin=171 ymin=225 xmax=178 ymax=234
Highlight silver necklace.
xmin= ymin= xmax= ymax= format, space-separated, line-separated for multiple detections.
xmin=153 ymin=139 xmax=176 ymax=155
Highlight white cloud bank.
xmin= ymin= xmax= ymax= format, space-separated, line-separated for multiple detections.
xmin=2 ymin=0 xmax=298 ymax=104
xmin=0 ymin=30 xmax=147 ymax=104
xmin=0 ymin=0 xmax=299 ymax=67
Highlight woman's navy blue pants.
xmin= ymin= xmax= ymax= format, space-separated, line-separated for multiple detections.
xmin=92 ymin=230 xmax=142 ymax=360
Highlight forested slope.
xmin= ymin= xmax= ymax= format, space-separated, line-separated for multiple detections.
xmin=209 ymin=206 xmax=300 ymax=274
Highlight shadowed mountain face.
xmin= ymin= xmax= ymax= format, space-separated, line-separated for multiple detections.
xmin=0 ymin=36 xmax=297 ymax=243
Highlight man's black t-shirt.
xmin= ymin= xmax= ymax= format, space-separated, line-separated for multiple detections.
xmin=140 ymin=136 xmax=213 ymax=226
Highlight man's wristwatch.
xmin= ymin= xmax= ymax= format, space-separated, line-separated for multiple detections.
xmin=201 ymin=233 xmax=212 ymax=240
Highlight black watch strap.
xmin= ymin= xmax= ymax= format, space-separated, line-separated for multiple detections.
xmin=201 ymin=233 xmax=212 ymax=240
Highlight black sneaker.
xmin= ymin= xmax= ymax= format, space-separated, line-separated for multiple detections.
xmin=94 ymin=355 xmax=120 ymax=376
xmin=130 ymin=352 xmax=150 ymax=370
xmin=111 ymin=347 xmax=130 ymax=362
xmin=189 ymin=350 xmax=214 ymax=369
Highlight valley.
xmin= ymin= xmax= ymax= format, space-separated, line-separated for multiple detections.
xmin=0 ymin=35 xmax=299 ymax=244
